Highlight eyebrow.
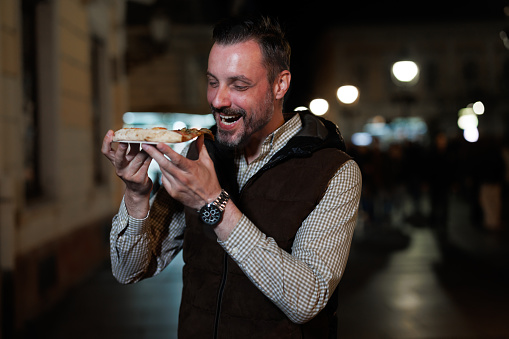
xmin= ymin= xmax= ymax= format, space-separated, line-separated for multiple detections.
xmin=206 ymin=72 xmax=252 ymax=84
xmin=230 ymin=75 xmax=251 ymax=83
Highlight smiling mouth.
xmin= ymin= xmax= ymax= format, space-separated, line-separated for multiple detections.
xmin=219 ymin=113 xmax=242 ymax=126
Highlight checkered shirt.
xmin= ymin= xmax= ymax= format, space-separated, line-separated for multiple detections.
xmin=110 ymin=113 xmax=362 ymax=324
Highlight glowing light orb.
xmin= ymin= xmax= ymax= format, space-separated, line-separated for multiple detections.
xmin=392 ymin=61 xmax=419 ymax=83
xmin=309 ymin=99 xmax=329 ymax=116
xmin=337 ymin=85 xmax=359 ymax=104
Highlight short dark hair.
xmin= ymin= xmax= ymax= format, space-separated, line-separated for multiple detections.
xmin=212 ymin=16 xmax=291 ymax=84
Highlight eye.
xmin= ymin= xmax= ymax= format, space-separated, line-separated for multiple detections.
xmin=233 ymin=85 xmax=249 ymax=91
xmin=232 ymin=81 xmax=250 ymax=91
xmin=208 ymin=80 xmax=218 ymax=88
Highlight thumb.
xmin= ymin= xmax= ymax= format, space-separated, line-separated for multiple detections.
xmin=195 ymin=134 xmax=205 ymax=153
xmin=197 ymin=135 xmax=213 ymax=164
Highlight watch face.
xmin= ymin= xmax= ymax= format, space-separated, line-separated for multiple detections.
xmin=200 ymin=204 xmax=222 ymax=226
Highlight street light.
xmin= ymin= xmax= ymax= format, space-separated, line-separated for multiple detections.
xmin=337 ymin=85 xmax=359 ymax=104
xmin=391 ymin=60 xmax=419 ymax=86
xmin=391 ymin=60 xmax=419 ymax=116
xmin=472 ymin=101 xmax=485 ymax=115
xmin=458 ymin=102 xmax=484 ymax=143
xmin=309 ymin=98 xmax=329 ymax=116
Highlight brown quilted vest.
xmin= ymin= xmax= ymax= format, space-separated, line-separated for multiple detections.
xmin=178 ymin=112 xmax=350 ymax=338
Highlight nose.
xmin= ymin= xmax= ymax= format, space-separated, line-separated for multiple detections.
xmin=210 ymin=85 xmax=231 ymax=110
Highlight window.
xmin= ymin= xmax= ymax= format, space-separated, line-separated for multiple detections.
xmin=90 ymin=36 xmax=107 ymax=185
xmin=22 ymin=0 xmax=58 ymax=202
xmin=22 ymin=0 xmax=42 ymax=199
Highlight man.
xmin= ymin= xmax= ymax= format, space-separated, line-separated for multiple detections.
xmin=102 ymin=16 xmax=361 ymax=338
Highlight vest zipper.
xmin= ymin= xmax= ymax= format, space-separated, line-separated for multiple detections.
xmin=213 ymin=252 xmax=228 ymax=339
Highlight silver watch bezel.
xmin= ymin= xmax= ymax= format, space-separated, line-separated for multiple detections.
xmin=199 ymin=190 xmax=229 ymax=226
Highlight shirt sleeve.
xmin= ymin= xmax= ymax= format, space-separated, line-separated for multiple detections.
xmin=110 ymin=190 xmax=186 ymax=284
xmin=110 ymin=146 xmax=191 ymax=284
xmin=218 ymin=159 xmax=362 ymax=324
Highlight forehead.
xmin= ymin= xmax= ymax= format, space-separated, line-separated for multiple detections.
xmin=208 ymin=40 xmax=266 ymax=78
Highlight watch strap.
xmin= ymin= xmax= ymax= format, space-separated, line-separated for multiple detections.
xmin=213 ymin=189 xmax=229 ymax=212
xmin=198 ymin=189 xmax=230 ymax=226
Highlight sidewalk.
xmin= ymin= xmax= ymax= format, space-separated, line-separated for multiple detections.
xmin=445 ymin=193 xmax=509 ymax=273
xmin=338 ymin=226 xmax=509 ymax=338
xmin=19 ymin=255 xmax=184 ymax=339
xmin=18 ymin=194 xmax=509 ymax=339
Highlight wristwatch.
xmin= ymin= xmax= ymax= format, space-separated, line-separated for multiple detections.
xmin=199 ymin=189 xmax=230 ymax=226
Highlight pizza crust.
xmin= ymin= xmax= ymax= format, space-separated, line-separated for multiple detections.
xmin=113 ymin=127 xmax=183 ymax=143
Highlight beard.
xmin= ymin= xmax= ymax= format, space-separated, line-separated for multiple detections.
xmin=211 ymin=89 xmax=275 ymax=149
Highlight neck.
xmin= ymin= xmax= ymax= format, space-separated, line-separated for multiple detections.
xmin=243 ymin=110 xmax=285 ymax=164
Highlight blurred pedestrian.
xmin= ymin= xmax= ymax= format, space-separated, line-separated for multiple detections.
xmin=478 ymin=137 xmax=504 ymax=230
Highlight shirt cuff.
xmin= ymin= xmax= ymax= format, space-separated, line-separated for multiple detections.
xmin=118 ymin=197 xmax=150 ymax=236
xmin=218 ymin=214 xmax=262 ymax=264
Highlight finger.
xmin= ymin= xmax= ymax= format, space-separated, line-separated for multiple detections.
xmin=195 ymin=134 xmax=205 ymax=153
xmin=141 ymin=143 xmax=169 ymax=165
xmin=197 ymin=135 xmax=213 ymax=165
xmin=160 ymin=173 xmax=174 ymax=194
xmin=142 ymin=143 xmax=185 ymax=171
xmin=159 ymin=165 xmax=183 ymax=191
xmin=129 ymin=147 xmax=150 ymax=167
xmin=101 ymin=130 xmax=116 ymax=160
xmin=156 ymin=143 xmax=191 ymax=170
xmin=133 ymin=154 xmax=153 ymax=178
xmin=156 ymin=143 xmax=178 ymax=160
xmin=117 ymin=151 xmax=152 ymax=187
xmin=126 ymin=143 xmax=143 ymax=161
xmin=140 ymin=154 xmax=153 ymax=172
xmin=114 ymin=142 xmax=129 ymax=166
xmin=159 ymin=168 xmax=196 ymax=198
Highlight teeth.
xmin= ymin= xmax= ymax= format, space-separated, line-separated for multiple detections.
xmin=220 ymin=114 xmax=241 ymax=125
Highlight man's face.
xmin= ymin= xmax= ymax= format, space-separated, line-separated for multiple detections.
xmin=206 ymin=40 xmax=276 ymax=148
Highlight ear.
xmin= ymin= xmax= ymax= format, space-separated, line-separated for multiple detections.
xmin=274 ymin=70 xmax=291 ymax=100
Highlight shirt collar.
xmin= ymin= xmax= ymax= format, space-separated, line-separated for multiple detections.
xmin=267 ymin=113 xmax=302 ymax=153
xmin=235 ymin=113 xmax=302 ymax=160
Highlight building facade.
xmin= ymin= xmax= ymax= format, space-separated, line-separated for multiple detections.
xmin=0 ymin=0 xmax=128 ymax=334
xmin=126 ymin=22 xmax=212 ymax=114
xmin=313 ymin=21 xmax=509 ymax=143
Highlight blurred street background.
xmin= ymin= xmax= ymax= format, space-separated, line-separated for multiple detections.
xmin=1 ymin=0 xmax=509 ymax=338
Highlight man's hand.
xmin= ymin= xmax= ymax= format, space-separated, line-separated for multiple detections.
xmin=142 ymin=135 xmax=222 ymax=211
xmin=101 ymin=130 xmax=153 ymax=218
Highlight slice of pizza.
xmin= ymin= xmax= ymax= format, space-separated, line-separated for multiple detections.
xmin=112 ymin=127 xmax=213 ymax=143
